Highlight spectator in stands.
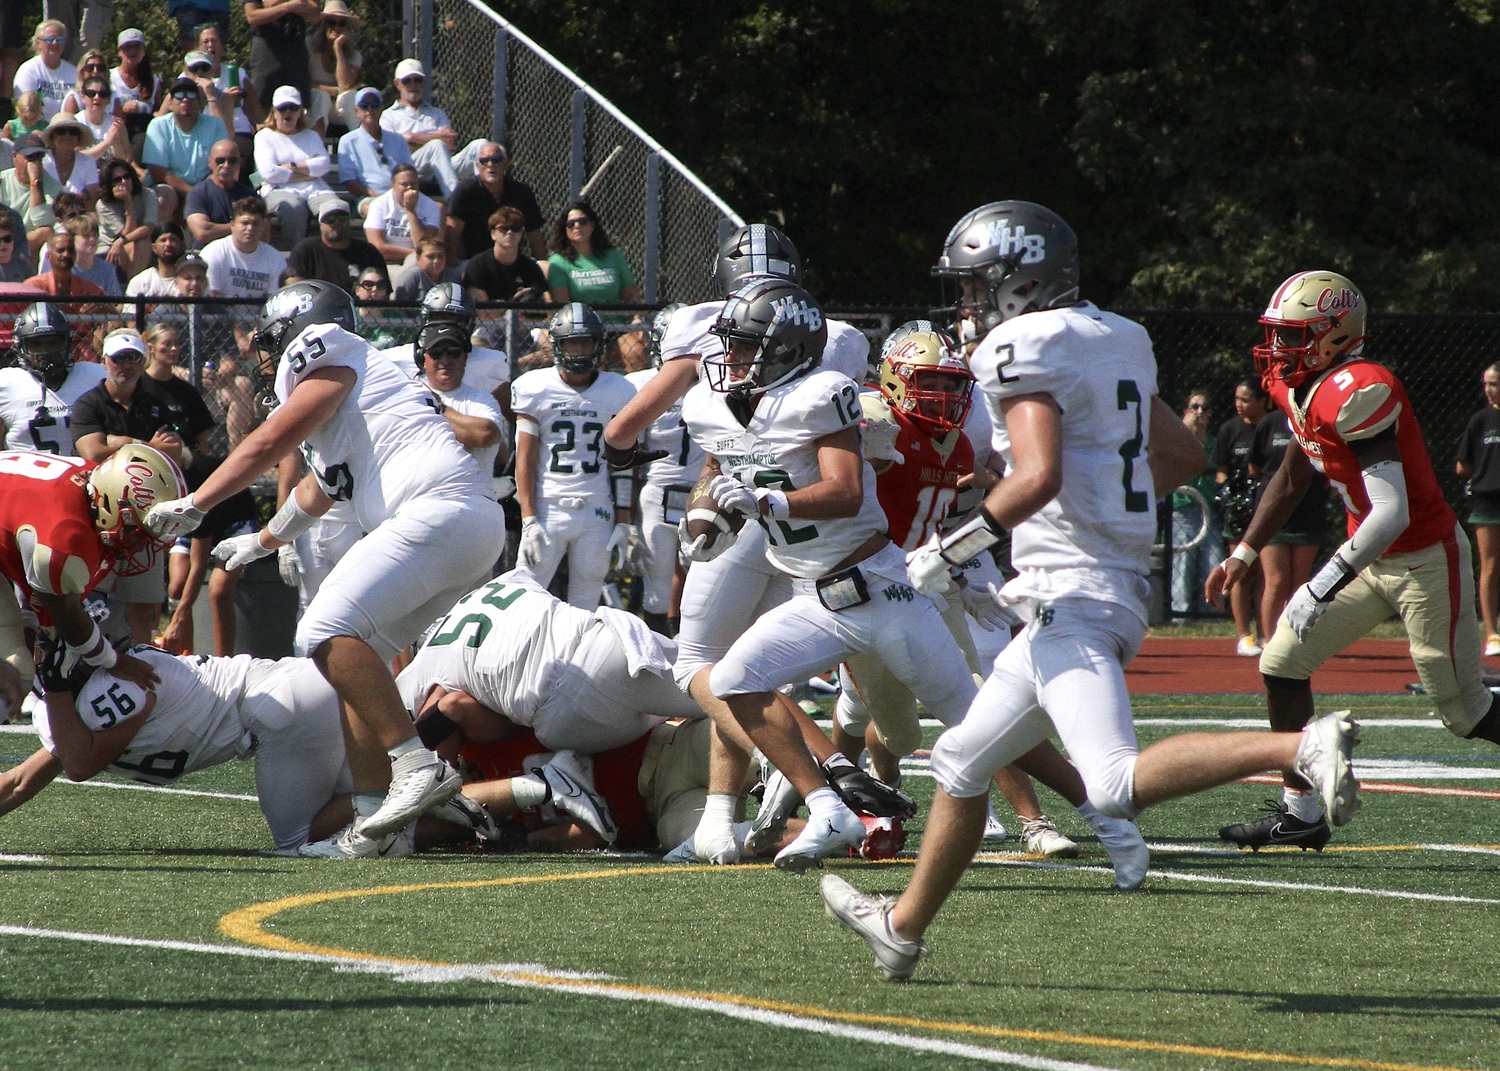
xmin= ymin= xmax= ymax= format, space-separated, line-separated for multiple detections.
xmin=245 ymin=0 xmax=318 ymax=108
xmin=0 ymin=213 xmax=29 ymax=283
xmin=446 ymin=142 xmax=545 ymax=262
xmin=393 ymin=236 xmax=459 ymax=301
xmin=125 ymin=221 xmax=187 ymax=297
xmin=1 ymin=134 xmax=60 ymax=253
xmin=58 ymin=213 xmax=120 ymax=295
xmin=1213 ymin=377 xmax=1269 ymax=656
xmin=27 ymin=230 xmax=108 ymax=301
xmin=56 ymin=47 xmax=104 ymax=113
xmin=173 ymin=3 xmax=234 ymax=52
xmin=306 ymin=0 xmax=361 ymax=135
xmin=1248 ymin=401 xmax=1328 ymax=652
xmin=143 ymin=76 xmax=230 ymax=221
xmin=1456 ymin=362 xmax=1500 ymax=659
xmin=72 ymin=327 xmax=191 ymax=643
xmin=287 ymin=192 xmax=386 ymax=289
xmin=69 ymin=72 xmax=131 ymax=164
xmin=42 ymin=111 xmax=98 ymax=195
xmin=254 ymin=85 xmax=332 ymax=250
xmin=1170 ymin=388 xmax=1222 ymax=617
xmin=96 ymin=156 xmax=158 ymax=279
xmin=201 ymin=194 xmax=287 ymax=308
xmin=5 ymin=91 xmax=45 ymax=139
xmin=193 ymin=24 xmax=261 ymax=158
xmin=201 ymin=347 xmax=262 ymax=451
xmin=547 ymin=200 xmax=645 ymax=368
xmin=354 ymin=265 xmax=399 ymax=348
xmin=380 ymin=58 xmax=480 ymax=199
xmin=110 ymin=28 xmax=161 ymax=148
xmin=184 ymin=138 xmax=255 ymax=247
xmin=337 ymin=86 xmax=409 ymax=214
xmin=14 ymin=20 xmax=76 ymax=122
xmin=43 ymin=1 xmax=112 ymax=65
xmin=462 ymin=205 xmax=546 ymax=303
xmin=364 ymin=163 xmax=440 ymax=265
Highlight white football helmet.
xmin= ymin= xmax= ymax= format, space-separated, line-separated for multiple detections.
xmin=87 ymin=444 xmax=188 ymax=575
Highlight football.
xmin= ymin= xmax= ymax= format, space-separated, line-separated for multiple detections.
xmin=684 ymin=471 xmax=748 ymax=551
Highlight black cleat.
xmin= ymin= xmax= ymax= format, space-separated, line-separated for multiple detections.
xmin=1219 ymin=801 xmax=1331 ymax=852
xmin=823 ymin=757 xmax=917 ymax=820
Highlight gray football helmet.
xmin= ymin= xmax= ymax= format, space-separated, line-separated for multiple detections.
xmin=647 ymin=302 xmax=686 ymax=369
xmin=253 ymin=280 xmax=358 ymax=361
xmin=704 ymin=277 xmax=826 ymax=396
xmin=549 ymin=302 xmax=606 ymax=375
xmin=419 ymin=281 xmax=477 ymax=334
xmin=13 ymin=303 xmax=73 ymax=382
xmin=713 ymin=223 xmax=803 ymax=296
xmin=932 ymin=201 xmax=1079 ymax=335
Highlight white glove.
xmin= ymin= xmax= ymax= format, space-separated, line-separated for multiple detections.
xmin=606 ymin=522 xmax=635 ymax=569
xmin=277 ymin=543 xmax=301 ymax=588
xmin=861 ymin=417 xmax=904 ymax=464
xmin=708 ymin=474 xmax=758 ymax=517
xmin=677 ymin=517 xmax=735 ymax=563
xmin=213 ymin=532 xmax=274 ymax=572
xmin=959 ymin=583 xmax=1019 ymax=632
xmin=1284 ymin=583 xmax=1328 ymax=642
xmin=519 ymin=518 xmax=550 ymax=567
xmin=145 ymin=496 xmax=205 ymax=541
xmin=905 ymin=535 xmax=955 ymax=597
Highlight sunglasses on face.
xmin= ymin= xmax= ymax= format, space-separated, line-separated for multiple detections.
xmin=0 ymin=235 xmax=14 ymax=244
xmin=566 ymin=218 xmax=592 ymax=228
xmin=427 ymin=346 xmax=465 ymax=361
xmin=493 ymin=224 xmax=523 ymax=234
xmin=325 ymin=19 xmax=349 ymax=28
xmin=39 ymin=35 xmax=68 ymax=44
xmin=356 ymin=279 xmax=386 ymax=290
xmin=82 ymin=89 xmax=109 ymax=99
xmin=82 ymin=61 xmax=105 ymax=71
xmin=189 ymin=64 xmax=213 ymax=75
xmin=171 ymin=89 xmax=198 ymax=101
xmin=107 ymin=351 xmax=145 ymax=364
xmin=212 ymin=155 xmax=240 ymax=164
xmin=398 ymin=76 xmax=424 ymax=85
xmin=478 ymin=156 xmax=506 ymax=166
xmin=275 ymin=104 xmax=302 ymax=113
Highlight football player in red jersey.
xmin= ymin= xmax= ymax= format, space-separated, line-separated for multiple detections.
xmin=0 ymin=444 xmax=185 ymax=705
xmin=1208 ymin=271 xmax=1500 ymax=850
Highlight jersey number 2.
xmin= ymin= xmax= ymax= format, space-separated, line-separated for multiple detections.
xmin=1116 ymin=380 xmax=1149 ymax=513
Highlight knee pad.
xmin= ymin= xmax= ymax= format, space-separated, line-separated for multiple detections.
xmin=833 ymin=691 xmax=869 ymax=736
xmin=927 ymin=732 xmax=991 ymax=799
xmin=1085 ymin=753 xmax=1141 ymax=820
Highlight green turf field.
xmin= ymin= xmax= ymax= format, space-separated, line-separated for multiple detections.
xmin=2 ymin=693 xmax=1496 ymax=1071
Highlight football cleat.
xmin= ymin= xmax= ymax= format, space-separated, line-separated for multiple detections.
xmin=774 ymin=805 xmax=867 ymax=873
xmin=852 ymin=816 xmax=906 ymax=861
xmin=1078 ymin=804 xmax=1149 ymax=890
xmin=980 ymin=805 xmax=1007 ymax=845
xmin=538 ymin=750 xmax=618 ymax=843
xmin=298 ymin=820 xmax=414 ymax=859
xmin=746 ymin=766 xmax=801 ymax=856
xmin=1219 ymin=801 xmax=1332 ymax=852
xmin=1293 ymin=710 xmax=1361 ymax=826
xmin=434 ymin=792 xmax=503 ymax=842
xmin=820 ymin=873 xmax=929 ymax=982
xmin=362 ymin=749 xmax=462 ymax=838
xmin=1020 ymin=814 xmax=1080 ymax=858
xmin=823 ymin=756 xmax=917 ymax=819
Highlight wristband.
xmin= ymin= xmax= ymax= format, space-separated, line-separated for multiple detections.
xmin=267 ymin=492 xmax=317 ymax=542
xmin=603 ymin=441 xmax=637 ymax=470
xmin=1306 ymin=552 xmax=1357 ymax=603
xmin=937 ymin=509 xmax=1006 ymax=567
xmin=74 ymin=620 xmax=118 ymax=670
xmin=756 ymin=489 xmax=790 ymax=519
xmin=1229 ymin=542 xmax=1258 ymax=566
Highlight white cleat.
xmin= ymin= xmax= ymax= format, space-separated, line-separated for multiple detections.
xmin=980 ymin=805 xmax=1008 ymax=845
xmin=298 ymin=820 xmax=414 ymax=859
xmin=537 ymin=750 xmax=618 ymax=843
xmin=362 ymin=749 xmax=462 ymax=838
xmin=820 ymin=873 xmax=928 ymax=982
xmin=1021 ymin=814 xmax=1080 ymax=858
xmin=774 ymin=805 xmax=866 ymax=873
xmin=746 ymin=767 xmax=801 ymax=856
xmin=1079 ymin=804 xmax=1149 ymax=890
xmin=1294 ymin=710 xmax=1362 ymax=826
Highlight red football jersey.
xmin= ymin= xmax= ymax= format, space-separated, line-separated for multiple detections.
xmin=1269 ymin=359 xmax=1454 ymax=553
xmin=459 ymin=729 xmax=656 ymax=850
xmin=874 ymin=406 xmax=976 ymax=551
xmin=0 ymin=452 xmax=112 ymax=610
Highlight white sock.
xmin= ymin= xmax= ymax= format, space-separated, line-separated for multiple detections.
xmin=510 ymin=772 xmax=548 ymax=809
xmin=1283 ymin=787 xmax=1322 ymax=822
xmin=698 ymin=792 xmax=737 ymax=827
xmin=352 ymin=792 xmax=382 ymax=819
xmin=805 ymin=786 xmax=842 ymax=816
xmin=388 ymin=737 xmax=425 ymax=760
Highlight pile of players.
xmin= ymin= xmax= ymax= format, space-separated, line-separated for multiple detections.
xmin=3 ymin=202 xmax=1497 ymax=982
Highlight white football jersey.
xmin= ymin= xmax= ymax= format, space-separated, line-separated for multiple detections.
xmin=396 ymin=576 xmax=600 ymax=728
xmin=381 ymin=342 xmax=511 ymax=397
xmin=682 ymin=368 xmax=884 ymax=577
xmin=660 ymin=299 xmax=870 ymax=384
xmin=275 ymin=323 xmax=492 ymax=530
xmin=626 ymin=367 xmax=705 ymax=493
xmin=35 ymin=647 xmax=256 ymax=786
xmin=970 ymin=301 xmax=1158 ymax=582
xmin=511 ymin=366 xmax=637 ymax=500
xmin=0 ymin=362 xmax=104 ymax=454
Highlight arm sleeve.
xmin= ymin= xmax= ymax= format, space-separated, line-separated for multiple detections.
xmin=1341 ymin=459 xmax=1410 ymax=570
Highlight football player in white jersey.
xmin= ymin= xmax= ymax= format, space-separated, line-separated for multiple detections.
xmin=621 ymin=303 xmax=703 ymax=634
xmin=0 ymin=304 xmax=106 ymax=454
xmin=143 ymin=280 xmax=506 ymax=859
xmin=821 ymin=201 xmax=1363 ymax=981
xmin=512 ymin=303 xmax=637 ymax=609
xmin=682 ymin=276 xmax=980 ymax=872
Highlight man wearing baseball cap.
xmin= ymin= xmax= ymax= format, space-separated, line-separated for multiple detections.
xmin=415 ymin=319 xmax=507 ymax=478
xmin=379 ymin=58 xmax=484 ymax=199
xmin=337 ymin=85 xmax=412 ymax=214
xmin=1 ymin=133 xmax=65 ymax=253
xmin=143 ymin=75 xmax=229 ymax=208
xmin=287 ymin=192 xmax=387 ymax=289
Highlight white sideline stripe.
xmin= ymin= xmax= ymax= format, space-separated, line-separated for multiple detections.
xmin=971 ymin=856 xmax=1500 ymax=904
xmin=65 ymin=780 xmax=258 ymax=802
xmin=0 ymin=854 xmax=47 ymax=862
xmin=0 ymin=924 xmax=1121 ymax=1071
xmin=905 ymin=717 xmax=1448 ymax=729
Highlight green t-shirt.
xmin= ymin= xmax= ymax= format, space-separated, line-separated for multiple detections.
xmin=547 ymin=246 xmax=637 ymax=309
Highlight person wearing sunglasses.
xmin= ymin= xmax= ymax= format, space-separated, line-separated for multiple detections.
xmin=14 ymin=20 xmax=77 ymax=123
xmin=446 ymin=140 xmax=545 ymax=262
xmin=41 ymin=111 xmax=99 ymax=195
xmin=96 ymin=159 xmax=159 ymax=281
xmin=337 ymin=85 xmax=411 ymax=215
xmin=305 ymin=0 xmax=362 ymax=135
xmin=142 ymin=75 xmax=229 ymax=212
xmin=56 ymin=48 xmax=105 ymax=115
xmin=184 ymin=138 xmax=256 ymax=247
xmin=254 ymin=85 xmax=331 ymax=250
xmin=461 ymin=205 xmax=546 ymax=304
xmin=69 ymin=76 xmax=131 ymax=163
xmin=0 ymin=216 xmax=28 ymax=284
xmin=379 ymin=58 xmax=483 ymax=200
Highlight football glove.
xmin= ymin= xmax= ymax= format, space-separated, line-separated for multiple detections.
xmin=606 ymin=522 xmax=636 ymax=570
xmin=144 ymin=496 xmax=205 ymax=541
xmin=823 ymin=755 xmax=918 ymax=820
xmin=959 ymin=583 xmax=1017 ymax=632
xmin=519 ymin=518 xmax=551 ymax=568
xmin=708 ymin=474 xmax=758 ymax=517
xmin=677 ymin=517 xmax=735 ymax=563
xmin=213 ymin=532 xmax=273 ymax=572
xmin=277 ymin=543 xmax=301 ymax=588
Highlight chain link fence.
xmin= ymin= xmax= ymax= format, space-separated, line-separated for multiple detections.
xmin=405 ymin=0 xmax=742 ymax=304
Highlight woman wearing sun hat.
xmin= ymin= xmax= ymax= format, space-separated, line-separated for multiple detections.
xmin=43 ymin=111 xmax=100 ymax=194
